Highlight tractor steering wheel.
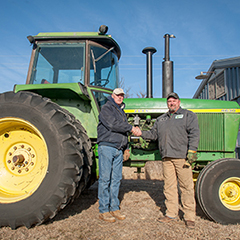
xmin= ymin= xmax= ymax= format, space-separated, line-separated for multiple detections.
xmin=90 ymin=79 xmax=109 ymax=87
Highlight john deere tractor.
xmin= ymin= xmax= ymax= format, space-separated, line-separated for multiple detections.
xmin=0 ymin=25 xmax=239 ymax=229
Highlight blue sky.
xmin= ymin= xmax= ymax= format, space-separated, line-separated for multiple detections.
xmin=1 ymin=0 xmax=240 ymax=98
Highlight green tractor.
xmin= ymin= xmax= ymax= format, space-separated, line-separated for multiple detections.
xmin=0 ymin=25 xmax=239 ymax=229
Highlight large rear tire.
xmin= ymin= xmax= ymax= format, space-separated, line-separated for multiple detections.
xmin=195 ymin=158 xmax=240 ymax=224
xmin=0 ymin=91 xmax=92 ymax=229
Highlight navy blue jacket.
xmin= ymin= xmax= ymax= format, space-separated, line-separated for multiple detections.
xmin=97 ymin=96 xmax=133 ymax=150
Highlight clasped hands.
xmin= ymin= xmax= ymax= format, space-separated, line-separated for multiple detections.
xmin=131 ymin=126 xmax=142 ymax=136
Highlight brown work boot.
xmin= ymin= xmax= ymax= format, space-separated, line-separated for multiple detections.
xmin=99 ymin=212 xmax=116 ymax=223
xmin=157 ymin=216 xmax=177 ymax=223
xmin=110 ymin=210 xmax=126 ymax=220
xmin=185 ymin=220 xmax=195 ymax=229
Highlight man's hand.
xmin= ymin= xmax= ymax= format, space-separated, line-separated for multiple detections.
xmin=123 ymin=149 xmax=130 ymax=162
xmin=185 ymin=150 xmax=198 ymax=167
xmin=131 ymin=126 xmax=142 ymax=136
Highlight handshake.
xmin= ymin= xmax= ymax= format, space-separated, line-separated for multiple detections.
xmin=131 ymin=126 xmax=142 ymax=136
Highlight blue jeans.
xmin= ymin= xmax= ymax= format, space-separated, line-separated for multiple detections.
xmin=98 ymin=145 xmax=123 ymax=213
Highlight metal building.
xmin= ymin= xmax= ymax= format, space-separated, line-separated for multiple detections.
xmin=193 ymin=56 xmax=240 ymax=158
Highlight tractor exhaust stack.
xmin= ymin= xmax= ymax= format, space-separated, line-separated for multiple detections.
xmin=142 ymin=47 xmax=157 ymax=98
xmin=162 ymin=34 xmax=175 ymax=98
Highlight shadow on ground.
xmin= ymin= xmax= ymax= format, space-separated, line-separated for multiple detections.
xmin=46 ymin=179 xmax=207 ymax=226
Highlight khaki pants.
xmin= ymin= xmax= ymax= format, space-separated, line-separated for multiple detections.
xmin=162 ymin=157 xmax=196 ymax=221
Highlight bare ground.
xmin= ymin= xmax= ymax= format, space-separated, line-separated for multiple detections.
xmin=0 ymin=162 xmax=239 ymax=240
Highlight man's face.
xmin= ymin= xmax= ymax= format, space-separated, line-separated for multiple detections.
xmin=167 ymin=97 xmax=180 ymax=113
xmin=112 ymin=93 xmax=124 ymax=106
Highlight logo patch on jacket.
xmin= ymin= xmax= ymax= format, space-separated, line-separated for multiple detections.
xmin=175 ymin=114 xmax=184 ymax=119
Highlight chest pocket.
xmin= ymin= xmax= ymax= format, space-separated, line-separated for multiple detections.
xmin=172 ymin=113 xmax=187 ymax=131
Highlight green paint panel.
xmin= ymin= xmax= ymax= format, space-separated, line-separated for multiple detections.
xmin=14 ymin=83 xmax=99 ymax=139
xmin=196 ymin=151 xmax=224 ymax=161
xmin=123 ymin=162 xmax=146 ymax=168
xmin=197 ymin=113 xmax=240 ymax=152
xmin=55 ymin=99 xmax=98 ymax=139
xmin=15 ymin=83 xmax=90 ymax=100
xmin=131 ymin=149 xmax=161 ymax=161
xmin=224 ymin=114 xmax=240 ymax=151
xmin=197 ymin=113 xmax=224 ymax=151
xmin=124 ymin=98 xmax=240 ymax=110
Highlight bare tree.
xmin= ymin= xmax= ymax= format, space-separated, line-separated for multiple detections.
xmin=136 ymin=91 xmax=146 ymax=98
xmin=135 ymin=84 xmax=146 ymax=98
xmin=119 ymin=76 xmax=132 ymax=98
xmin=119 ymin=77 xmax=146 ymax=98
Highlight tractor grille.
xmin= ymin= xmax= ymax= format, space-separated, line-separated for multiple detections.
xmin=197 ymin=113 xmax=224 ymax=151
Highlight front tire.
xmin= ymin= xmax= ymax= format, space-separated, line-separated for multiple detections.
xmin=196 ymin=158 xmax=240 ymax=224
xmin=0 ymin=91 xmax=92 ymax=229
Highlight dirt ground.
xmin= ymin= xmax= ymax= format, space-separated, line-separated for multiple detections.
xmin=0 ymin=162 xmax=240 ymax=240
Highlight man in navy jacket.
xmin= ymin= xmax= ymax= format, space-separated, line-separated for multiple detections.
xmin=97 ymin=88 xmax=138 ymax=223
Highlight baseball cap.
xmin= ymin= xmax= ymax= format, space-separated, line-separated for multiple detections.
xmin=167 ymin=92 xmax=179 ymax=100
xmin=113 ymin=88 xmax=125 ymax=95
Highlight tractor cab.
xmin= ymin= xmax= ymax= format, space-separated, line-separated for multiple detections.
xmin=26 ymin=26 xmax=121 ymax=91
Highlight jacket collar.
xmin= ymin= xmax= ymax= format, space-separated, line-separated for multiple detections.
xmin=108 ymin=95 xmax=125 ymax=110
xmin=167 ymin=106 xmax=183 ymax=116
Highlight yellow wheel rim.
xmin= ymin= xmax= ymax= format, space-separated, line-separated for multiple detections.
xmin=0 ymin=118 xmax=48 ymax=203
xmin=219 ymin=177 xmax=240 ymax=211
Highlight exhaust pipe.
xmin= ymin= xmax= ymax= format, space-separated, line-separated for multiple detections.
xmin=162 ymin=34 xmax=175 ymax=98
xmin=142 ymin=47 xmax=157 ymax=98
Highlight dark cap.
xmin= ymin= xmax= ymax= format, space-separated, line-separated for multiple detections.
xmin=166 ymin=92 xmax=179 ymax=100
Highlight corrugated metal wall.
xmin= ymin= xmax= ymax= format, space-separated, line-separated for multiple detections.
xmin=198 ymin=67 xmax=240 ymax=105
xmin=225 ymin=67 xmax=240 ymax=102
